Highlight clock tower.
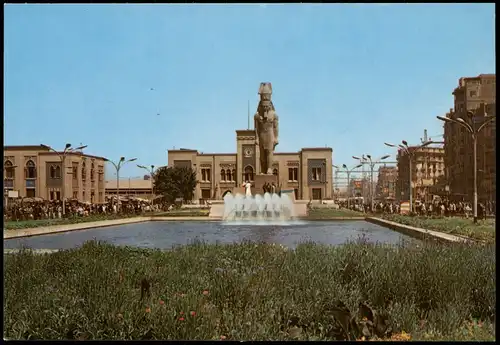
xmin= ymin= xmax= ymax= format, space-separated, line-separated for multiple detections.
xmin=236 ymin=129 xmax=258 ymax=185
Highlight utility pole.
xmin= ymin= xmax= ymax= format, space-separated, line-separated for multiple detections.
xmin=247 ymin=100 xmax=250 ymax=130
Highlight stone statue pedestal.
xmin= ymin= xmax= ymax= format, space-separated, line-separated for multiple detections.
xmin=254 ymin=174 xmax=278 ymax=195
xmin=232 ymin=186 xmax=246 ymax=196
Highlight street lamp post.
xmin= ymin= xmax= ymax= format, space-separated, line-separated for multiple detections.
xmin=137 ymin=164 xmax=155 ymax=206
xmin=333 ymin=163 xmax=362 ymax=210
xmin=41 ymin=143 xmax=87 ymax=216
xmin=106 ymin=157 xmax=137 ymax=211
xmin=385 ymin=140 xmax=433 ymax=214
xmin=353 ymin=154 xmax=390 ymax=212
xmin=437 ymin=110 xmax=495 ymax=223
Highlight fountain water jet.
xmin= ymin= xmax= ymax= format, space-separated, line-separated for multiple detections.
xmin=222 ymin=192 xmax=296 ymax=222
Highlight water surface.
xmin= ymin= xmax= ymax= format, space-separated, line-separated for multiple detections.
xmin=4 ymin=220 xmax=415 ymax=250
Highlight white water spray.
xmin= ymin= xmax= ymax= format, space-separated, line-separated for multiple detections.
xmin=223 ymin=192 xmax=295 ymax=222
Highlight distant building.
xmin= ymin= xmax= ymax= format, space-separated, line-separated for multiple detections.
xmin=443 ymin=74 xmax=496 ymax=202
xmin=167 ymin=130 xmax=333 ymax=202
xmin=105 ymin=176 xmax=154 ymax=201
xmin=375 ymin=166 xmax=397 ymax=201
xmin=396 ymin=145 xmax=445 ymax=203
xmin=4 ymin=145 xmax=106 ymax=203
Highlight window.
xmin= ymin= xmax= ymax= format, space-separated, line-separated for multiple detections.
xmin=50 ymin=191 xmax=55 ymax=200
xmin=25 ymin=160 xmax=37 ymax=179
xmin=26 ymin=189 xmax=36 ymax=197
xmin=470 ymin=90 xmax=477 ymax=97
xmin=288 ymin=167 xmax=298 ymax=181
xmin=82 ymin=162 xmax=87 ymax=180
xmin=91 ymin=163 xmax=95 ymax=181
xmin=56 ymin=191 xmax=61 ymax=200
xmin=272 ymin=168 xmax=278 ymax=176
xmin=220 ymin=169 xmax=226 ymax=181
xmin=50 ymin=165 xmax=62 ymax=179
xmin=312 ymin=167 xmax=322 ymax=181
xmin=201 ymin=168 xmax=211 ymax=182
xmin=312 ymin=188 xmax=322 ymax=200
xmin=98 ymin=166 xmax=104 ymax=181
xmin=72 ymin=164 xmax=78 ymax=180
xmin=244 ymin=166 xmax=254 ymax=182
xmin=73 ymin=191 xmax=78 ymax=199
xmin=5 ymin=160 xmax=15 ymax=179
xmin=294 ymin=188 xmax=299 ymax=200
xmin=226 ymin=169 xmax=232 ymax=181
xmin=232 ymin=169 xmax=236 ymax=181
xmin=201 ymin=189 xmax=211 ymax=199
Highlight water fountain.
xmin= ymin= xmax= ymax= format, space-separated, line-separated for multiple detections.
xmin=221 ymin=192 xmax=296 ymax=222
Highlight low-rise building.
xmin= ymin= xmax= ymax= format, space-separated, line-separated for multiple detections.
xmin=168 ymin=131 xmax=333 ymax=202
xmin=4 ymin=145 xmax=107 ymax=203
xmin=105 ymin=176 xmax=154 ymax=201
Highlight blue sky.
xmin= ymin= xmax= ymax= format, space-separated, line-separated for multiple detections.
xmin=4 ymin=4 xmax=495 ymax=180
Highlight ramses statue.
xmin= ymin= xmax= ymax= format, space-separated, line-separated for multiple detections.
xmin=254 ymin=82 xmax=279 ymax=175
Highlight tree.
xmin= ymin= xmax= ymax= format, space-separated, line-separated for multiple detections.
xmin=153 ymin=166 xmax=197 ymax=203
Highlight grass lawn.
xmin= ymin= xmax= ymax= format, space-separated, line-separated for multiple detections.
xmin=4 ymin=209 xmax=211 ymax=230
xmin=3 ymin=214 xmax=138 ymax=231
xmin=4 ymin=240 xmax=494 ymax=340
xmin=307 ymin=207 xmax=365 ymax=219
xmin=151 ymin=209 xmax=210 ymax=217
xmin=380 ymin=214 xmax=496 ymax=243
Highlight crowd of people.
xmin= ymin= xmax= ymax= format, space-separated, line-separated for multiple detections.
xmin=4 ymin=197 xmax=163 ymax=222
xmin=339 ymin=198 xmax=495 ymax=218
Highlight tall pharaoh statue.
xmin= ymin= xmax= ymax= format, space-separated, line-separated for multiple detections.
xmin=254 ymin=82 xmax=279 ymax=175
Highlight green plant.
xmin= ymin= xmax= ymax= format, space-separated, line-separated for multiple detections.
xmin=3 ymin=240 xmax=495 ymax=340
xmin=379 ymin=214 xmax=495 ymax=243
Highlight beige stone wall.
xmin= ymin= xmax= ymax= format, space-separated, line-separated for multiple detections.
xmin=300 ymin=149 xmax=333 ymax=200
xmin=167 ymin=146 xmax=333 ymax=201
xmin=4 ymin=146 xmax=106 ymax=203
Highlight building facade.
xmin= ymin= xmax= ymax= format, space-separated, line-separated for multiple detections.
xmin=167 ymin=130 xmax=333 ymax=202
xmin=395 ymin=145 xmax=445 ymax=203
xmin=105 ymin=176 xmax=154 ymax=201
xmin=444 ymin=74 xmax=496 ymax=202
xmin=4 ymin=145 xmax=107 ymax=203
xmin=375 ymin=165 xmax=397 ymax=201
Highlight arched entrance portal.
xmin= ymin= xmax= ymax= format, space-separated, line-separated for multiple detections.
xmin=222 ymin=190 xmax=232 ymax=198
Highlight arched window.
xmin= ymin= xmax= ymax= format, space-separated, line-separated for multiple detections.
xmin=5 ymin=160 xmax=15 ymax=179
xmin=220 ymin=169 xmax=226 ymax=181
xmin=82 ymin=162 xmax=87 ymax=180
xmin=91 ymin=163 xmax=95 ymax=181
xmin=226 ymin=169 xmax=231 ymax=182
xmin=50 ymin=166 xmax=56 ymax=178
xmin=244 ymin=166 xmax=254 ymax=182
xmin=272 ymin=168 xmax=278 ymax=176
xmin=232 ymin=169 xmax=236 ymax=182
xmin=55 ymin=166 xmax=61 ymax=179
xmin=25 ymin=160 xmax=37 ymax=179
